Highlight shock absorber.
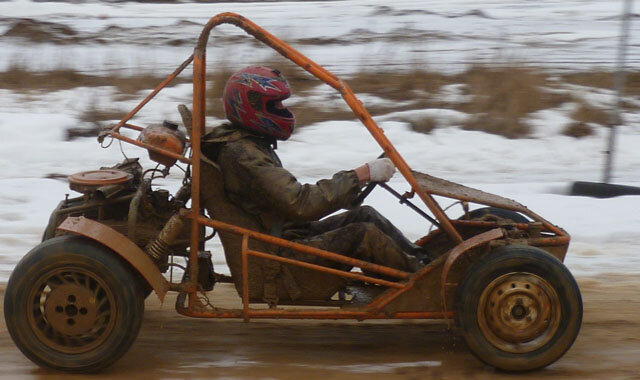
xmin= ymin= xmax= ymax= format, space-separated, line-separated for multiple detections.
xmin=145 ymin=210 xmax=188 ymax=263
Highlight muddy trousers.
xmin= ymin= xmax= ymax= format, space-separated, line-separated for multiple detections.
xmin=281 ymin=206 xmax=423 ymax=273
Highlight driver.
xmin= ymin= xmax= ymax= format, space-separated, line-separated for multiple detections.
xmin=202 ymin=66 xmax=429 ymax=273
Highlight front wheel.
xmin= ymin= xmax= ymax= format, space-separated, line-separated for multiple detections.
xmin=455 ymin=245 xmax=582 ymax=371
xmin=463 ymin=207 xmax=529 ymax=223
xmin=4 ymin=235 xmax=145 ymax=372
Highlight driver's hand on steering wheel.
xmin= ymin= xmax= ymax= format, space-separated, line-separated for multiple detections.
xmin=354 ymin=158 xmax=396 ymax=186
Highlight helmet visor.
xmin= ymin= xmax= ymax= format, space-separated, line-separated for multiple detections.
xmin=266 ymin=99 xmax=293 ymax=119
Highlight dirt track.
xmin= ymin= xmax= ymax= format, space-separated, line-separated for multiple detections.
xmin=1 ymin=276 xmax=639 ymax=380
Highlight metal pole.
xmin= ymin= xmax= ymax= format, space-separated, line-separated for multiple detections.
xmin=604 ymin=0 xmax=633 ymax=183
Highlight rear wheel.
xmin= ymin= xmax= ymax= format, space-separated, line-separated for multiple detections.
xmin=4 ymin=235 xmax=145 ymax=372
xmin=455 ymin=245 xmax=582 ymax=371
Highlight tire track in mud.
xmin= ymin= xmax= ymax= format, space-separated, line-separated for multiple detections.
xmin=0 ymin=276 xmax=638 ymax=379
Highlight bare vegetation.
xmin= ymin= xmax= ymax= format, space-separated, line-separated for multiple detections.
xmin=64 ymin=103 xmax=128 ymax=140
xmin=561 ymin=71 xmax=640 ymax=96
xmin=2 ymin=61 xmax=635 ymax=139
xmin=407 ymin=117 xmax=439 ymax=134
xmin=563 ymin=122 xmax=594 ymax=138
xmin=453 ymin=66 xmax=572 ymax=138
xmin=570 ymin=101 xmax=612 ymax=126
xmin=3 ymin=19 xmax=78 ymax=44
xmin=206 ymin=64 xmax=234 ymax=117
xmin=290 ymin=104 xmax=355 ymax=127
xmin=348 ymin=70 xmax=448 ymax=101
xmin=0 ymin=64 xmax=191 ymax=94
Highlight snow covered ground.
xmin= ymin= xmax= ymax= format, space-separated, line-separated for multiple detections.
xmin=1 ymin=0 xmax=639 ymax=282
xmin=2 ymin=0 xmax=640 ymax=75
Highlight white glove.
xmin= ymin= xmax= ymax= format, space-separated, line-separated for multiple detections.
xmin=366 ymin=158 xmax=396 ymax=182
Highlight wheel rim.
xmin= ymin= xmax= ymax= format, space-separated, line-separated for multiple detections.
xmin=27 ymin=267 xmax=117 ymax=354
xmin=477 ymin=272 xmax=561 ymax=354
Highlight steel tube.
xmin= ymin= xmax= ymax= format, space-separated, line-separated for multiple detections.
xmin=242 ymin=235 xmax=250 ymax=322
xmin=122 ymin=123 xmax=144 ymax=132
xmin=113 ymin=54 xmax=194 ymax=133
xmin=109 ymin=133 xmax=192 ymax=165
xmin=176 ymin=305 xmax=453 ymax=320
xmin=192 ymin=13 xmax=462 ymax=243
xmin=187 ymin=51 xmax=207 ymax=291
xmin=247 ymin=250 xmax=404 ymax=289
xmin=365 ymin=264 xmax=439 ymax=314
xmin=195 ymin=216 xmax=410 ymax=280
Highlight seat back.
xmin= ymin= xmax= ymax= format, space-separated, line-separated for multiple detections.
xmin=200 ymin=160 xmax=280 ymax=300
xmin=200 ymin=159 xmax=346 ymax=302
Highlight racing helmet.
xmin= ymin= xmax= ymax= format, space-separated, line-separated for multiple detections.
xmin=222 ymin=66 xmax=295 ymax=140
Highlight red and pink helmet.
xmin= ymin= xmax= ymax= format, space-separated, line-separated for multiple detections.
xmin=223 ymin=66 xmax=295 ymax=140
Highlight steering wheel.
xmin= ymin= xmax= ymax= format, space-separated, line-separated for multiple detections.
xmin=353 ymin=152 xmax=387 ymax=205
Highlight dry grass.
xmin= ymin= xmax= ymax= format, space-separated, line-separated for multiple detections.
xmin=2 ymin=61 xmax=634 ymax=139
xmin=561 ymin=71 xmax=640 ymax=96
xmin=347 ymin=70 xmax=449 ymax=101
xmin=407 ymin=117 xmax=438 ymax=134
xmin=79 ymin=106 xmax=126 ymax=125
xmin=0 ymin=65 xmax=191 ymax=94
xmin=570 ymin=101 xmax=612 ymax=125
xmin=461 ymin=114 xmax=530 ymax=138
xmin=291 ymin=105 xmax=354 ymax=127
xmin=0 ymin=66 xmax=102 ymax=92
xmin=65 ymin=103 xmax=128 ymax=140
xmin=453 ymin=65 xmax=572 ymax=138
xmin=561 ymin=71 xmax=613 ymax=90
xmin=265 ymin=59 xmax=318 ymax=94
xmin=206 ymin=65 xmax=234 ymax=117
xmin=563 ymin=122 xmax=594 ymax=138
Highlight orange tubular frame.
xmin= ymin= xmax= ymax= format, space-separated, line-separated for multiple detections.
xmin=102 ymin=13 xmax=570 ymax=321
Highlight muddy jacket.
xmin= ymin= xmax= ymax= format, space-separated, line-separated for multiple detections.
xmin=202 ymin=124 xmax=362 ymax=233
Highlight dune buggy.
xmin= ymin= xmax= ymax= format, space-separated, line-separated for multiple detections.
xmin=4 ymin=13 xmax=582 ymax=373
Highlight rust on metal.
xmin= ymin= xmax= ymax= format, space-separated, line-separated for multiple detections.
xmin=451 ymin=220 xmax=570 ymax=248
xmin=440 ymin=228 xmax=504 ymax=315
xmin=122 ymin=123 xmax=192 ymax=144
xmin=176 ymin=302 xmax=453 ymax=320
xmin=477 ymin=272 xmax=561 ymax=353
xmin=241 ymin=234 xmax=249 ymax=322
xmin=145 ymin=211 xmax=187 ymax=261
xmin=247 ymin=249 xmax=404 ymax=289
xmin=188 ymin=51 xmax=206 ymax=293
xmin=523 ymin=236 xmax=570 ymax=246
xmin=57 ymin=216 xmax=169 ymax=301
xmin=29 ymin=267 xmax=117 ymax=354
xmin=196 ymin=216 xmax=410 ymax=280
xmin=363 ymin=259 xmax=443 ymax=316
xmin=137 ymin=124 xmax=186 ymax=167
xmin=112 ymin=54 xmax=194 ymax=133
xmin=412 ymin=171 xmax=525 ymax=212
xmin=190 ymin=12 xmax=462 ymax=243
xmin=122 ymin=123 xmax=144 ymax=132
xmin=94 ymin=12 xmax=571 ymax=324
xmin=68 ymin=169 xmax=133 ymax=194
xmin=412 ymin=170 xmax=571 ymax=243
xmin=110 ymin=133 xmax=192 ymax=165
xmin=68 ymin=169 xmax=133 ymax=187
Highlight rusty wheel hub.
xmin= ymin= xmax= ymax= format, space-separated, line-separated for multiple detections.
xmin=27 ymin=268 xmax=116 ymax=354
xmin=477 ymin=272 xmax=561 ymax=353
xmin=44 ymin=284 xmax=99 ymax=336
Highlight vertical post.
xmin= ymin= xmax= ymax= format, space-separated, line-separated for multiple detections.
xmin=241 ymin=234 xmax=250 ymax=322
xmin=604 ymin=0 xmax=633 ymax=183
xmin=189 ymin=48 xmax=206 ymax=287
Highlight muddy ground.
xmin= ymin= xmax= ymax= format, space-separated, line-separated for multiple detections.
xmin=0 ymin=275 xmax=639 ymax=380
